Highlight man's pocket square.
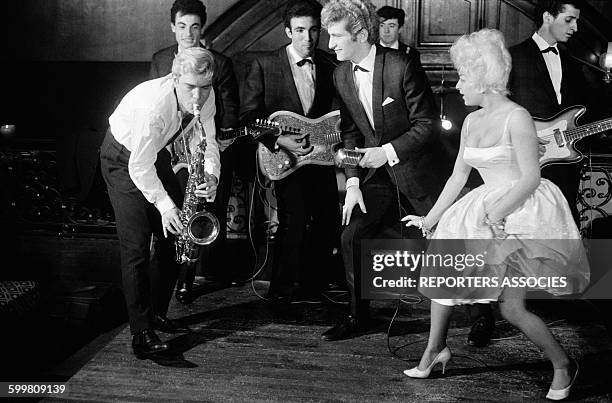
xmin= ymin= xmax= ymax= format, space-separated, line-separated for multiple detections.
xmin=382 ymin=97 xmax=395 ymax=106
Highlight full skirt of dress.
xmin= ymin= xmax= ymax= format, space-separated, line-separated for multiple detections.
xmin=419 ymin=179 xmax=590 ymax=306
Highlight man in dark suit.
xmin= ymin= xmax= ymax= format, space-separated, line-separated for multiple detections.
xmin=150 ymin=0 xmax=240 ymax=287
xmin=240 ymin=0 xmax=342 ymax=301
xmin=467 ymin=0 xmax=588 ymax=348
xmin=321 ymin=0 xmax=447 ymax=341
xmin=377 ymin=6 xmax=411 ymax=55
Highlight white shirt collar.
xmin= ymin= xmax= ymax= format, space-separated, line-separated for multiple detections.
xmin=286 ymin=44 xmax=313 ymax=65
xmin=352 ymin=44 xmax=376 ymax=72
xmin=532 ymin=32 xmax=558 ymax=52
xmin=380 ymin=40 xmax=399 ymax=50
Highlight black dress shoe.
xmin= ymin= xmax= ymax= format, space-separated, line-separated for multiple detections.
xmin=467 ymin=315 xmax=494 ymax=347
xmin=321 ymin=316 xmax=370 ymax=341
xmin=132 ymin=329 xmax=169 ymax=358
xmin=153 ymin=315 xmax=191 ymax=334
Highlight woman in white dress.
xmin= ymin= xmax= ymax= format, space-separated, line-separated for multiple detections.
xmin=401 ymin=29 xmax=588 ymax=401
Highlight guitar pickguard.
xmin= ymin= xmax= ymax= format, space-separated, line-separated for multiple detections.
xmin=537 ymin=118 xmax=570 ymax=161
xmin=258 ymin=111 xmax=341 ymax=180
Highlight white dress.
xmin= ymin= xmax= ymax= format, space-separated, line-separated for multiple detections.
xmin=419 ymin=108 xmax=590 ymax=305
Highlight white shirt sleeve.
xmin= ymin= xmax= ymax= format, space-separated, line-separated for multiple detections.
xmin=382 ymin=143 xmax=399 ymax=166
xmin=202 ymin=115 xmax=221 ymax=183
xmin=126 ymin=108 xmax=176 ymax=215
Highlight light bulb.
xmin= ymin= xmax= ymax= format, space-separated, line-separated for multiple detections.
xmin=440 ymin=116 xmax=453 ymax=131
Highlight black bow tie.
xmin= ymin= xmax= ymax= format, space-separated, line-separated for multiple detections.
xmin=541 ymin=46 xmax=558 ymax=55
xmin=353 ymin=64 xmax=369 ymax=72
xmin=297 ymin=58 xmax=313 ymax=67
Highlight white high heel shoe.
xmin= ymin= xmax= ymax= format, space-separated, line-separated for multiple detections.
xmin=546 ymin=360 xmax=579 ymax=401
xmin=403 ymin=347 xmax=451 ymax=378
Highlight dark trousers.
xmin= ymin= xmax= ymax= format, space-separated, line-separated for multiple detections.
xmin=341 ymin=168 xmax=420 ymax=318
xmin=205 ymin=144 xmax=235 ymax=278
xmin=100 ymin=131 xmax=182 ymax=334
xmin=270 ymin=165 xmax=341 ymax=295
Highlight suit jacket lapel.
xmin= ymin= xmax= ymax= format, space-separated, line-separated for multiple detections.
xmin=340 ymin=62 xmax=375 ymax=141
xmin=528 ymin=40 xmax=559 ymax=107
xmin=559 ymin=48 xmax=572 ymax=104
xmin=278 ymin=47 xmax=304 ymax=114
xmin=372 ymin=46 xmax=384 ymax=144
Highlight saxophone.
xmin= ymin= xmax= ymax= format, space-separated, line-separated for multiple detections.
xmin=175 ymin=103 xmax=221 ymax=265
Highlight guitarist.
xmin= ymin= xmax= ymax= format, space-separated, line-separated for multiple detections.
xmin=150 ymin=0 xmax=241 ymax=285
xmin=321 ymin=0 xmax=448 ymax=341
xmin=240 ymin=0 xmax=342 ymax=302
xmin=467 ymin=0 xmax=591 ymax=348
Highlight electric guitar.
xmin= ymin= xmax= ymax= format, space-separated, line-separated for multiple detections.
xmin=170 ymin=118 xmax=279 ymax=173
xmin=257 ymin=110 xmax=342 ymax=180
xmin=536 ymin=106 xmax=612 ymax=167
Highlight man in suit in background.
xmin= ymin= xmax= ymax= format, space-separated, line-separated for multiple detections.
xmin=377 ymin=6 xmax=411 ymax=54
xmin=321 ymin=0 xmax=447 ymax=341
xmin=150 ymin=0 xmax=240 ymax=286
xmin=467 ymin=0 xmax=589 ymax=348
xmin=240 ymin=0 xmax=342 ymax=302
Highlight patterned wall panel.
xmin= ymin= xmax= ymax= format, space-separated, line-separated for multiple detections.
xmin=578 ymin=155 xmax=612 ymax=233
xmin=419 ymin=0 xmax=480 ymax=46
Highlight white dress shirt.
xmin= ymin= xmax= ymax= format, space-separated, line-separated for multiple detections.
xmin=379 ymin=40 xmax=399 ymax=50
xmin=286 ymin=44 xmax=316 ymax=115
xmin=346 ymin=45 xmax=399 ymax=189
xmin=108 ymin=74 xmax=220 ymax=215
xmin=532 ymin=32 xmax=562 ymax=104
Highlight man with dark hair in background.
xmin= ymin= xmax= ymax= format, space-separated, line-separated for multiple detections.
xmin=240 ymin=0 xmax=342 ymax=302
xmin=150 ymin=0 xmax=240 ymax=287
xmin=467 ymin=0 xmax=594 ymax=348
xmin=376 ymin=5 xmax=411 ymax=54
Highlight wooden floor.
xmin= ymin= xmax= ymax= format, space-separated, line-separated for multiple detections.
xmin=48 ymin=282 xmax=612 ymax=402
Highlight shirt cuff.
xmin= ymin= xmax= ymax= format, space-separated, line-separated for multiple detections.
xmin=155 ymin=195 xmax=176 ymax=216
xmin=346 ymin=177 xmax=360 ymax=189
xmin=382 ymin=143 xmax=399 ymax=166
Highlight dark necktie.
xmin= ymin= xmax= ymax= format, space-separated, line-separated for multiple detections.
xmin=353 ymin=64 xmax=369 ymax=72
xmin=541 ymin=46 xmax=558 ymax=55
xmin=297 ymin=58 xmax=313 ymax=67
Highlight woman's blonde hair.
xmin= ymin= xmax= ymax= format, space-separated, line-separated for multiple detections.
xmin=450 ymin=28 xmax=512 ymax=95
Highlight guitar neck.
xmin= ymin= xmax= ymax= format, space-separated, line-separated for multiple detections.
xmin=218 ymin=127 xmax=248 ymax=141
xmin=566 ymin=118 xmax=612 ymax=141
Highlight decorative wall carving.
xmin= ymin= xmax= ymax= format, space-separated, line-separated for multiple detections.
xmin=578 ymin=155 xmax=612 ymax=233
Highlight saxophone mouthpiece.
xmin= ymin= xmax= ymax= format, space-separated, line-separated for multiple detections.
xmin=193 ymin=103 xmax=201 ymax=118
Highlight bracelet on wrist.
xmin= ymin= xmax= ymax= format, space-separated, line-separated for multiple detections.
xmin=483 ymin=213 xmax=505 ymax=231
xmin=417 ymin=216 xmax=433 ymax=238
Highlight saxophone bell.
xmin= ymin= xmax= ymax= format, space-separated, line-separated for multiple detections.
xmin=187 ymin=210 xmax=220 ymax=246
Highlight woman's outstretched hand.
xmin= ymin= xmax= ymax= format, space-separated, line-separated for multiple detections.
xmin=401 ymin=214 xmax=421 ymax=228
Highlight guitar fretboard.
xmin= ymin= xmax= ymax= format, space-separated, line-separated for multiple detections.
xmin=565 ymin=118 xmax=612 ymax=141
